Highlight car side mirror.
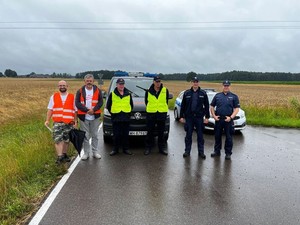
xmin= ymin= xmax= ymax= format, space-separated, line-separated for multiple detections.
xmin=168 ymin=93 xmax=173 ymax=99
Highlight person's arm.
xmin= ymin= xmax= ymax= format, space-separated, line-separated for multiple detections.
xmin=106 ymin=93 xmax=112 ymax=113
xmin=144 ymin=91 xmax=148 ymax=106
xmin=75 ymin=89 xmax=89 ymax=112
xmin=210 ymin=96 xmax=219 ymax=121
xmin=45 ymin=109 xmax=52 ymax=126
xmin=230 ymin=94 xmax=240 ymax=120
xmin=130 ymin=94 xmax=134 ymax=109
xmin=179 ymin=92 xmax=186 ymax=121
xmin=204 ymin=93 xmax=210 ymax=119
xmin=230 ymin=108 xmax=239 ymax=120
xmin=166 ymin=88 xmax=169 ymax=104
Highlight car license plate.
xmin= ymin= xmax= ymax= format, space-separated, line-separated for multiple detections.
xmin=129 ymin=131 xmax=147 ymax=136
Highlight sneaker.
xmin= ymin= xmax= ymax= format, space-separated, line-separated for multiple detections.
xmin=93 ymin=153 xmax=102 ymax=159
xmin=63 ymin=153 xmax=71 ymax=162
xmin=81 ymin=154 xmax=89 ymax=160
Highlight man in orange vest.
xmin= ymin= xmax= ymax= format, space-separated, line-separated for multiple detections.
xmin=75 ymin=74 xmax=103 ymax=160
xmin=45 ymin=80 xmax=77 ymax=164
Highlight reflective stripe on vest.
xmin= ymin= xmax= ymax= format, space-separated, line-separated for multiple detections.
xmin=111 ymin=92 xmax=131 ymax=113
xmin=146 ymin=87 xmax=168 ymax=113
xmin=77 ymin=87 xmax=102 ymax=115
xmin=52 ymin=93 xmax=75 ymax=123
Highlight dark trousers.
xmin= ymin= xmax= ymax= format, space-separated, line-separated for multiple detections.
xmin=112 ymin=121 xmax=130 ymax=151
xmin=184 ymin=116 xmax=204 ymax=154
xmin=145 ymin=117 xmax=166 ymax=151
xmin=214 ymin=119 xmax=234 ymax=155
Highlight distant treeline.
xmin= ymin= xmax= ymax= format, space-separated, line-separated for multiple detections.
xmin=75 ymin=70 xmax=300 ymax=82
xmin=2 ymin=69 xmax=300 ymax=81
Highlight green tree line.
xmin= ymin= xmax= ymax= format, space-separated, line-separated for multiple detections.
xmin=2 ymin=68 xmax=300 ymax=81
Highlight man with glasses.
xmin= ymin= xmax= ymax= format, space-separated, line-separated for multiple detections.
xmin=179 ymin=77 xmax=210 ymax=158
xmin=210 ymin=80 xmax=240 ymax=160
xmin=144 ymin=75 xmax=169 ymax=156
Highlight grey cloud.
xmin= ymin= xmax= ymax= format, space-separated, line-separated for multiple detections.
xmin=1 ymin=0 xmax=300 ymax=75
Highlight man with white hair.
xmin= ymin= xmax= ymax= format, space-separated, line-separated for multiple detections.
xmin=75 ymin=74 xmax=103 ymax=160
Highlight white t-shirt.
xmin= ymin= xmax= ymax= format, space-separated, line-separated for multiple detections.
xmin=85 ymin=88 xmax=95 ymax=121
xmin=47 ymin=93 xmax=77 ymax=110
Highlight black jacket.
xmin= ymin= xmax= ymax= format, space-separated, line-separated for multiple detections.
xmin=106 ymin=87 xmax=134 ymax=122
xmin=180 ymin=87 xmax=210 ymax=119
xmin=144 ymin=83 xmax=169 ymax=120
xmin=75 ymin=85 xmax=103 ymax=121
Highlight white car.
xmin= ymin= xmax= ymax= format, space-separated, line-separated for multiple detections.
xmin=174 ymin=89 xmax=246 ymax=131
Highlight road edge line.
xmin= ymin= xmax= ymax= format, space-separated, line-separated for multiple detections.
xmin=29 ymin=123 xmax=103 ymax=225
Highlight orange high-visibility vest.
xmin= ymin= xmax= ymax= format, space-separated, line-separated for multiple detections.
xmin=77 ymin=87 xmax=102 ymax=115
xmin=52 ymin=93 xmax=75 ymax=123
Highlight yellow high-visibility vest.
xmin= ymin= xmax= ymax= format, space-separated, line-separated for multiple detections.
xmin=146 ymin=87 xmax=168 ymax=113
xmin=111 ymin=92 xmax=131 ymax=113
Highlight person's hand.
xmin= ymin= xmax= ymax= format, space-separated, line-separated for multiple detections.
xmin=44 ymin=120 xmax=49 ymax=126
xmin=179 ymin=118 xmax=185 ymax=123
xmin=87 ymin=109 xmax=94 ymax=115
xmin=225 ymin=116 xmax=231 ymax=122
xmin=73 ymin=121 xmax=78 ymax=129
xmin=204 ymin=118 xmax=209 ymax=124
xmin=213 ymin=115 xmax=220 ymax=121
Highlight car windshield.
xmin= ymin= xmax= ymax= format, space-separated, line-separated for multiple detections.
xmin=110 ymin=78 xmax=153 ymax=97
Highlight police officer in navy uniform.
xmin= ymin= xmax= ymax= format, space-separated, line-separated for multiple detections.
xmin=179 ymin=77 xmax=210 ymax=158
xmin=106 ymin=78 xmax=134 ymax=156
xmin=144 ymin=75 xmax=169 ymax=155
xmin=210 ymin=80 xmax=240 ymax=160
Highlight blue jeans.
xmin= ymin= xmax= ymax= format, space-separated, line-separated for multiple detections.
xmin=184 ymin=116 xmax=204 ymax=154
xmin=214 ymin=119 xmax=234 ymax=155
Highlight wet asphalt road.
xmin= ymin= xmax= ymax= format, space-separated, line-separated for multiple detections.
xmin=38 ymin=112 xmax=300 ymax=225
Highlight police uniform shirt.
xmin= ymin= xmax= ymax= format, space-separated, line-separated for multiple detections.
xmin=191 ymin=91 xmax=198 ymax=113
xmin=211 ymin=92 xmax=240 ymax=116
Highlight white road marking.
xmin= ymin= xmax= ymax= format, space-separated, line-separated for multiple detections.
xmin=29 ymin=122 xmax=103 ymax=225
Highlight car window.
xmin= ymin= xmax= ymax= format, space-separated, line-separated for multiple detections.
xmin=109 ymin=78 xmax=153 ymax=97
xmin=179 ymin=91 xmax=184 ymax=99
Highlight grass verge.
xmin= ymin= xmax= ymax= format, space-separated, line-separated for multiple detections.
xmin=0 ymin=116 xmax=76 ymax=225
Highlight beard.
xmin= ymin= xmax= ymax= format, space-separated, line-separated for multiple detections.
xmin=59 ymin=88 xmax=67 ymax=93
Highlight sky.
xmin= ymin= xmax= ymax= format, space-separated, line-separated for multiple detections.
xmin=1 ymin=0 xmax=300 ymax=75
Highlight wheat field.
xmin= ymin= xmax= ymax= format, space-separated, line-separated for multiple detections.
xmin=1 ymin=78 xmax=300 ymax=127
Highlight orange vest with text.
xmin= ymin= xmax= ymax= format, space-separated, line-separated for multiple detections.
xmin=52 ymin=93 xmax=75 ymax=123
xmin=77 ymin=87 xmax=102 ymax=115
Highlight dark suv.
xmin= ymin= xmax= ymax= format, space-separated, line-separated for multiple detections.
xmin=103 ymin=76 xmax=172 ymax=143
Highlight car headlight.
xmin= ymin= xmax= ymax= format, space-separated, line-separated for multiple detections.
xmin=104 ymin=108 xmax=111 ymax=116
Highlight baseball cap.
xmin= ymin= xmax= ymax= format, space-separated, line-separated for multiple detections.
xmin=153 ymin=75 xmax=161 ymax=82
xmin=191 ymin=77 xmax=199 ymax=82
xmin=223 ymin=80 xmax=231 ymax=86
xmin=116 ymin=78 xmax=125 ymax=84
